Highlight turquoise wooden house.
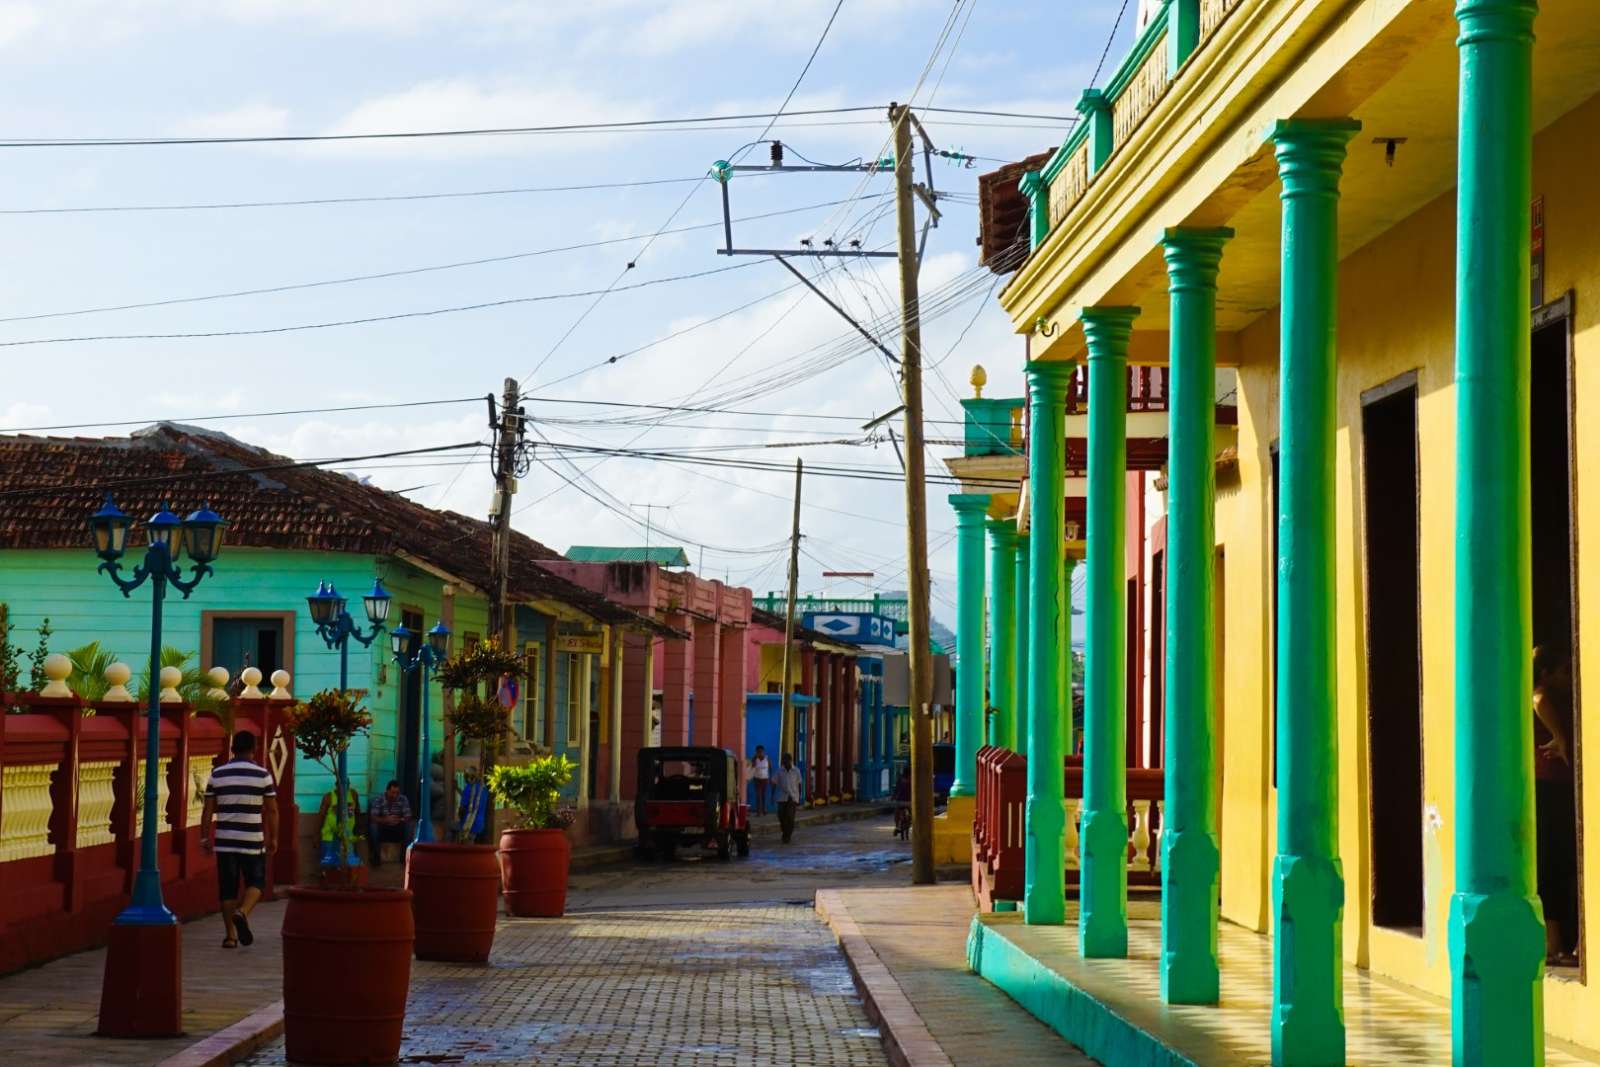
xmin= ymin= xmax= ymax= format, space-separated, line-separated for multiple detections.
xmin=0 ymin=423 xmax=674 ymax=845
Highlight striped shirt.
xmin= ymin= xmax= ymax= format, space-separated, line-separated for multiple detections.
xmin=204 ymin=758 xmax=276 ymax=855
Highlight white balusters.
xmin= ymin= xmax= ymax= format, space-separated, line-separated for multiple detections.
xmin=0 ymin=763 xmax=56 ymax=860
xmin=1153 ymin=799 xmax=1165 ymax=873
xmin=1065 ymin=798 xmax=1081 ymax=869
xmin=134 ymin=758 xmax=173 ymax=838
xmin=77 ymin=760 xmax=118 ymax=848
xmin=1130 ymin=799 xmax=1152 ymax=872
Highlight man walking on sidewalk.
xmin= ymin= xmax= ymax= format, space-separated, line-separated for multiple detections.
xmin=200 ymin=731 xmax=278 ymax=948
xmin=772 ymin=752 xmax=803 ymax=844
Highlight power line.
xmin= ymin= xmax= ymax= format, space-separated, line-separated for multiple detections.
xmin=0 ymin=440 xmax=486 ymax=500
xmin=0 ymin=395 xmax=484 ymax=436
xmin=0 ymin=105 xmax=1080 ymax=150
xmin=0 ymin=194 xmax=889 ymax=325
xmin=0 ymin=261 xmax=760 ymax=348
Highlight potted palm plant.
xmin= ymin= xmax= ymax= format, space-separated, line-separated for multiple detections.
xmin=279 ymin=688 xmax=413 ymax=1066
xmin=403 ymin=641 xmax=525 ymax=962
xmin=488 ymin=754 xmax=575 ymax=917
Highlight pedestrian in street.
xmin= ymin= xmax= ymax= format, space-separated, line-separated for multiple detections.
xmin=368 ymin=779 xmax=413 ymax=867
xmin=455 ymin=766 xmax=490 ymax=844
xmin=772 ymin=752 xmax=803 ymax=844
xmin=199 ymin=730 xmax=277 ymax=949
xmin=316 ymin=784 xmax=364 ymax=873
xmin=749 ymin=745 xmax=771 ymax=816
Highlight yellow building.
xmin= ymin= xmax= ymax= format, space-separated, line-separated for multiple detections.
xmin=958 ymin=0 xmax=1600 ymax=1063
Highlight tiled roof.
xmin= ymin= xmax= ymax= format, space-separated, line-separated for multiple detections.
xmin=0 ymin=423 xmax=674 ymax=634
xmin=977 ymin=150 xmax=1055 ymax=275
xmin=567 ymin=545 xmax=692 ymax=567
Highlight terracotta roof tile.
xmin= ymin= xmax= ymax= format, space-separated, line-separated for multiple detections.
xmin=0 ymin=423 xmax=671 ymax=633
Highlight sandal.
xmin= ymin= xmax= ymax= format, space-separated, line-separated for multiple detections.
xmin=235 ymin=913 xmax=254 ymax=946
xmin=222 ymin=937 xmax=239 ymax=949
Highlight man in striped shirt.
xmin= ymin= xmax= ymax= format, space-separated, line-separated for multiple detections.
xmin=200 ymin=731 xmax=278 ymax=949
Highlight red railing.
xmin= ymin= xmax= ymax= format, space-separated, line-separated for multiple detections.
xmin=1064 ymin=365 xmax=1169 ymax=416
xmin=971 ymin=748 xmax=1165 ymax=908
xmin=0 ymin=693 xmax=298 ymax=975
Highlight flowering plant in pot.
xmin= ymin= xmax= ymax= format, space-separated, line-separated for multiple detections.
xmin=488 ymin=754 xmax=575 ymax=918
xmin=278 ymin=688 xmax=414 ymax=1066
xmin=400 ymin=641 xmax=525 ymax=963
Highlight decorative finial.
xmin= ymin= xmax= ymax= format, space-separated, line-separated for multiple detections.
xmin=206 ymin=666 xmax=231 ymax=702
xmin=239 ymin=666 xmax=264 ymax=699
xmin=158 ymin=665 xmax=183 ymax=703
xmin=970 ymin=364 xmax=987 ymax=398
xmin=268 ymin=670 xmax=292 ymax=700
xmin=40 ymin=653 xmax=72 ymax=698
xmin=103 ymin=662 xmax=134 ymax=703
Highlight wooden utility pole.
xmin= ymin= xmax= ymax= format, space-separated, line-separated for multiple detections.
xmin=891 ymin=102 xmax=935 ymax=885
xmin=779 ymin=459 xmax=804 ymax=760
xmin=488 ymin=377 xmax=521 ymax=650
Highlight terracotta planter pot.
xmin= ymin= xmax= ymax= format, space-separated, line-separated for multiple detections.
xmin=405 ymin=842 xmax=500 ymax=962
xmin=497 ymin=828 xmax=570 ymax=917
xmin=282 ymin=886 xmax=413 ymax=1065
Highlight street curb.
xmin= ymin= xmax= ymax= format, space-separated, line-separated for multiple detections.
xmin=816 ymin=890 xmax=954 ymax=1067
xmin=568 ymin=803 xmax=893 ymax=871
xmin=155 ymin=1000 xmax=284 ymax=1067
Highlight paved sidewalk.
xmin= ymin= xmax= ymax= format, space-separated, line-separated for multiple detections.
xmin=0 ymin=899 xmax=286 ymax=1067
xmin=238 ymin=903 xmax=887 ymax=1067
xmin=817 ymin=886 xmax=1096 ymax=1067
xmin=569 ymin=800 xmax=895 ymax=870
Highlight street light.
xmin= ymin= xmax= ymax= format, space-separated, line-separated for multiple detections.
xmin=306 ymin=576 xmax=390 ymax=866
xmin=90 ymin=493 xmax=226 ymax=1038
xmin=390 ymin=619 xmax=451 ymax=844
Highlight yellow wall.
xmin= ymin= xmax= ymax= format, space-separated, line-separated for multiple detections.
xmin=1215 ymin=88 xmax=1600 ymax=1045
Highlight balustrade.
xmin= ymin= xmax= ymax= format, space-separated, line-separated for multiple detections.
xmin=971 ymin=747 xmax=1165 ymax=908
xmin=0 ymin=663 xmax=299 ymax=975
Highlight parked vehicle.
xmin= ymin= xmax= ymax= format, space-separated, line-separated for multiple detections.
xmin=635 ymin=747 xmax=750 ymax=861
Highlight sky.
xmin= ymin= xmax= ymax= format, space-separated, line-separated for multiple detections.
xmin=0 ymin=0 xmax=1134 ymax=633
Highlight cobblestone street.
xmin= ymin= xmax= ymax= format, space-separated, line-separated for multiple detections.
xmin=237 ymin=817 xmax=905 ymax=1067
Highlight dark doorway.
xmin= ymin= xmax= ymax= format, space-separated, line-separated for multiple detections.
xmin=210 ymin=616 xmax=286 ymax=681
xmin=1361 ymin=373 xmax=1424 ymax=931
xmin=1127 ymin=576 xmax=1141 ymax=768
xmin=1532 ymin=297 xmax=1582 ymax=966
xmin=1150 ymin=548 xmax=1165 ymax=768
xmin=398 ymin=608 xmax=424 ymax=809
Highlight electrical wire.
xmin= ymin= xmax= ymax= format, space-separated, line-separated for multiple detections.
xmin=0 ymin=194 xmax=889 ymax=325
xmin=0 ymin=261 xmax=761 ymax=348
xmin=0 ymin=395 xmax=484 ymax=436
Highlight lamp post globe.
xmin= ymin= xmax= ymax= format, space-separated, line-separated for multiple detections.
xmin=145 ymin=503 xmax=182 ymax=558
xmin=181 ymin=503 xmax=226 ymax=565
xmin=89 ymin=492 xmax=132 ymax=562
xmin=427 ymin=621 xmax=451 ymax=659
xmin=363 ymin=577 xmax=392 ymax=627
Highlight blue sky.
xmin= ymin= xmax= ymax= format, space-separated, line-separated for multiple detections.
xmin=0 ymin=0 xmax=1133 ymax=628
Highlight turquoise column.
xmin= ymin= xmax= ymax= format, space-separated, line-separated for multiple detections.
xmin=1449 ymin=3 xmax=1544 ymax=1065
xmin=1023 ymin=360 xmax=1075 ymax=924
xmin=1160 ymin=227 xmax=1232 ymax=1005
xmin=950 ymin=493 xmax=990 ymax=799
xmin=1080 ymin=305 xmax=1139 ymax=958
xmin=987 ymin=519 xmax=1019 ymax=750
xmin=1013 ymin=530 xmax=1032 ymax=758
xmin=1269 ymin=118 xmax=1359 ymax=1067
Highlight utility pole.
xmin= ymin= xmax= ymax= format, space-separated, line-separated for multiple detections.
xmin=891 ymin=101 xmax=936 ymax=885
xmin=779 ymin=459 xmax=804 ymax=761
xmin=488 ymin=377 xmax=522 ymax=650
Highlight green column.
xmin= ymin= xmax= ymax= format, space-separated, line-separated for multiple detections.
xmin=987 ymin=519 xmax=1019 ymax=750
xmin=1269 ymin=118 xmax=1359 ymax=1067
xmin=1014 ymin=530 xmax=1032 ymax=758
xmin=1020 ymin=170 xmax=1048 ymax=250
xmin=1160 ymin=227 xmax=1233 ymax=1004
xmin=950 ymin=493 xmax=990 ymax=799
xmin=1077 ymin=89 xmax=1113 ymax=173
xmin=1449 ymin=3 xmax=1545 ymax=1064
xmin=1080 ymin=305 xmax=1140 ymax=958
xmin=1023 ymin=360 xmax=1075 ymax=924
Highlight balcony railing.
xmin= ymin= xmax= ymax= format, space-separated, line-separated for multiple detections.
xmin=0 ymin=680 xmax=299 ymax=975
xmin=1031 ymin=0 xmax=1245 ymax=246
xmin=972 ymin=744 xmax=1164 ymax=909
xmin=1065 ymin=365 xmax=1169 ymax=416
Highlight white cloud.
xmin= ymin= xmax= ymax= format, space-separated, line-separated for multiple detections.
xmin=172 ymin=101 xmax=291 ymax=138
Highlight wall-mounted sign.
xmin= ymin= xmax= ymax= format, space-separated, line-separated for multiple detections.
xmin=556 ymin=633 xmax=606 ymax=657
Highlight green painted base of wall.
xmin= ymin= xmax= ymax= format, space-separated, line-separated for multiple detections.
xmin=967 ymin=915 xmax=1202 ymax=1067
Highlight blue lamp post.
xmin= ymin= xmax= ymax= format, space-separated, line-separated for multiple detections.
xmin=90 ymin=494 xmax=227 ymax=922
xmin=390 ymin=620 xmax=451 ymax=844
xmin=91 ymin=494 xmax=225 ymax=1039
xmin=305 ymin=577 xmax=390 ymax=866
